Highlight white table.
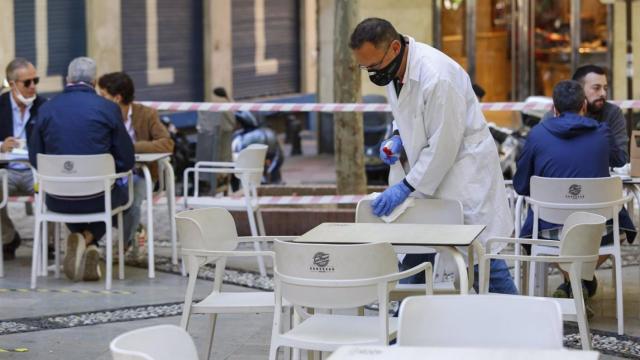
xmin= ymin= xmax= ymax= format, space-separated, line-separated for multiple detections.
xmin=328 ymin=346 xmax=600 ymax=360
xmin=295 ymin=223 xmax=486 ymax=295
xmin=135 ymin=153 xmax=178 ymax=278
xmin=0 ymin=152 xmax=29 ymax=163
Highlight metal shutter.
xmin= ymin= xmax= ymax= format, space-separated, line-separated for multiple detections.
xmin=14 ymin=0 xmax=86 ymax=96
xmin=232 ymin=0 xmax=300 ymax=99
xmin=122 ymin=0 xmax=204 ymax=102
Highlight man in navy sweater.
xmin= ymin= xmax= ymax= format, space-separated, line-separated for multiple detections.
xmin=513 ymin=80 xmax=636 ymax=299
xmin=29 ymin=57 xmax=135 ymax=282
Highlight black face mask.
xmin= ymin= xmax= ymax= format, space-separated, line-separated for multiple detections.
xmin=368 ymin=36 xmax=406 ymax=87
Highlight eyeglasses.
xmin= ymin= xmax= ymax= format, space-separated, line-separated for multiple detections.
xmin=16 ymin=77 xmax=40 ymax=87
xmin=358 ymin=42 xmax=393 ymax=71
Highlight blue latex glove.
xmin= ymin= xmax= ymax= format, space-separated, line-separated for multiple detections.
xmin=379 ymin=135 xmax=403 ymax=165
xmin=372 ymin=181 xmax=412 ymax=217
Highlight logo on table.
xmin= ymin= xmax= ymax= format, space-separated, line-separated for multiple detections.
xmin=310 ymin=252 xmax=334 ymax=272
xmin=565 ymin=184 xmax=584 ymax=200
xmin=62 ymin=161 xmax=76 ymax=174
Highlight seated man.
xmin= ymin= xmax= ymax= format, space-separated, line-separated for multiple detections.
xmin=513 ymin=80 xmax=636 ymax=298
xmin=0 ymin=58 xmax=47 ymax=259
xmin=97 ymin=72 xmax=174 ymax=255
xmin=29 ymin=57 xmax=135 ymax=281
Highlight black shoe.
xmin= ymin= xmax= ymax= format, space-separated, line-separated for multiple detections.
xmin=582 ymin=276 xmax=598 ymax=298
xmin=2 ymin=233 xmax=21 ymax=260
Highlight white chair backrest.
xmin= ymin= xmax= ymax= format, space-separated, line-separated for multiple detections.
xmin=273 ymin=240 xmax=398 ymax=309
xmin=176 ymin=208 xmax=238 ymax=273
xmin=397 ymin=295 xmax=563 ymax=349
xmin=558 ymin=212 xmax=607 ymax=280
xmin=235 ymin=144 xmax=267 ymax=186
xmin=36 ymin=154 xmax=116 ymax=197
xmin=530 ymin=176 xmax=622 ymax=223
xmin=110 ymin=324 xmax=199 ymax=360
xmin=356 ymin=198 xmax=463 ymax=224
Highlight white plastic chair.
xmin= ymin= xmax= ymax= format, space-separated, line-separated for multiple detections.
xmin=268 ymin=239 xmax=433 ymax=359
xmin=397 ymin=294 xmax=563 ymax=349
xmin=481 ymin=212 xmax=607 ymax=350
xmin=31 ymin=154 xmax=133 ymax=290
xmin=110 ymin=324 xmax=199 ymax=360
xmin=355 ymin=198 xmax=464 ymax=297
xmin=183 ymin=144 xmax=268 ymax=276
xmin=525 ymin=176 xmax=631 ymax=335
xmin=177 ymin=207 xmax=296 ymax=360
xmin=0 ymin=169 xmax=7 ymax=277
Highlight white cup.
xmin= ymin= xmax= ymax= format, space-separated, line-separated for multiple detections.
xmin=16 ymin=139 xmax=26 ymax=150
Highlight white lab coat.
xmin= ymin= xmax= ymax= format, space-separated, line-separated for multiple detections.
xmin=387 ymin=36 xmax=512 ymax=252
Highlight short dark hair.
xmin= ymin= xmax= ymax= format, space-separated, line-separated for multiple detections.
xmin=349 ymin=18 xmax=399 ymax=50
xmin=572 ymin=64 xmax=606 ymax=84
xmin=97 ymin=72 xmax=135 ymax=104
xmin=553 ymin=80 xmax=586 ymax=114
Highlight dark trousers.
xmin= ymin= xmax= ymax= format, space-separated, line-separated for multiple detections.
xmin=399 ymin=253 xmax=518 ymax=295
xmin=45 ymin=185 xmax=129 ymax=244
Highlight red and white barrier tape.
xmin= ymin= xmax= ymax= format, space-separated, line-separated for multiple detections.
xmin=140 ymin=100 xmax=640 ymax=113
xmin=9 ymin=194 xmax=367 ymax=206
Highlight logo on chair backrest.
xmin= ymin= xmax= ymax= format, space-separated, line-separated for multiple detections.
xmin=565 ymin=184 xmax=584 ymax=200
xmin=62 ymin=161 xmax=76 ymax=174
xmin=310 ymin=252 xmax=334 ymax=272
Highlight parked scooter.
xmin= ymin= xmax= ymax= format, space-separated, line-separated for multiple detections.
xmin=213 ymin=87 xmax=285 ymax=185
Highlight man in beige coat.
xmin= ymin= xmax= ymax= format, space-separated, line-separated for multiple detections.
xmin=98 ymin=72 xmax=174 ymax=251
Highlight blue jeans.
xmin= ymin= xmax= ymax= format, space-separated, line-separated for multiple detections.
xmin=399 ymin=253 xmax=518 ymax=295
xmin=122 ymin=175 xmax=147 ymax=248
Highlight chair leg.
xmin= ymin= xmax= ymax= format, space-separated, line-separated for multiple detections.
xmin=569 ymin=268 xmax=592 ymax=350
xmin=205 ymin=314 xmax=218 ymax=360
xmin=0 ymin=220 xmax=3 ymax=278
xmin=118 ymin=212 xmax=124 ymax=280
xmin=54 ymin=222 xmax=60 ymax=278
xmin=105 ymin=218 xmax=113 ymax=290
xmin=31 ymin=219 xmax=42 ymax=289
xmin=614 ymin=254 xmax=624 ymax=335
xmin=41 ymin=220 xmax=48 ymax=276
xmin=528 ymin=260 xmax=536 ymax=297
xmin=247 ymin=208 xmax=266 ymax=276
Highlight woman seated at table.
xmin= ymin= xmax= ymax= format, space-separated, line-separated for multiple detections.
xmin=97 ymin=72 xmax=174 ymax=259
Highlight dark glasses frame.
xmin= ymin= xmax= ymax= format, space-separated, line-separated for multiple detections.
xmin=16 ymin=77 xmax=40 ymax=87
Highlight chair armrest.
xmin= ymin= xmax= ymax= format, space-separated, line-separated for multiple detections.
xmin=195 ymin=161 xmax=235 ymax=168
xmin=237 ymin=236 xmax=298 ymax=243
xmin=484 ymin=253 xmax=598 ymax=265
xmin=184 ymin=167 xmax=262 ymax=177
xmin=182 ymin=248 xmax=275 ymax=259
xmin=485 ymin=237 xmax=560 ymax=252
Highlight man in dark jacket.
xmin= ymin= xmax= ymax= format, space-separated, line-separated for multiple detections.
xmin=541 ymin=64 xmax=628 ymax=167
xmin=29 ymin=57 xmax=135 ymax=281
xmin=0 ymin=58 xmax=47 ymax=259
xmin=514 ymin=80 xmax=636 ymax=299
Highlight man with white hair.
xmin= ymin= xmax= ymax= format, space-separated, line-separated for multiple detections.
xmin=0 ymin=58 xmax=47 ymax=259
xmin=29 ymin=57 xmax=135 ymax=282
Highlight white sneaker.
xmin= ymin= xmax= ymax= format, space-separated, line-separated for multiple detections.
xmin=63 ymin=233 xmax=86 ymax=281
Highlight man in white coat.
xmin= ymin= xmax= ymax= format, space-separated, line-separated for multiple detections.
xmin=350 ymin=18 xmax=517 ymax=294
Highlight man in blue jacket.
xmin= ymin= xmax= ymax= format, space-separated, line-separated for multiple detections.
xmin=29 ymin=57 xmax=135 ymax=282
xmin=513 ymin=80 xmax=636 ymax=299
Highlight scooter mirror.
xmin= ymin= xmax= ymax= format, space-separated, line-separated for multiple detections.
xmin=213 ymin=87 xmax=229 ymax=99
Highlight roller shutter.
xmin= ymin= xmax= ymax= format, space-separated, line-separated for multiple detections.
xmin=232 ymin=0 xmax=300 ymax=99
xmin=14 ymin=0 xmax=86 ymax=96
xmin=121 ymin=0 xmax=204 ymax=101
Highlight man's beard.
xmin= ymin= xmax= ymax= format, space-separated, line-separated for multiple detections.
xmin=587 ymin=97 xmax=606 ymax=114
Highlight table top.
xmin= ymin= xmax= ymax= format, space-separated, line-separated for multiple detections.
xmin=295 ymin=223 xmax=485 ymax=247
xmin=328 ymin=346 xmax=599 ymax=360
xmin=135 ymin=153 xmax=171 ymax=162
